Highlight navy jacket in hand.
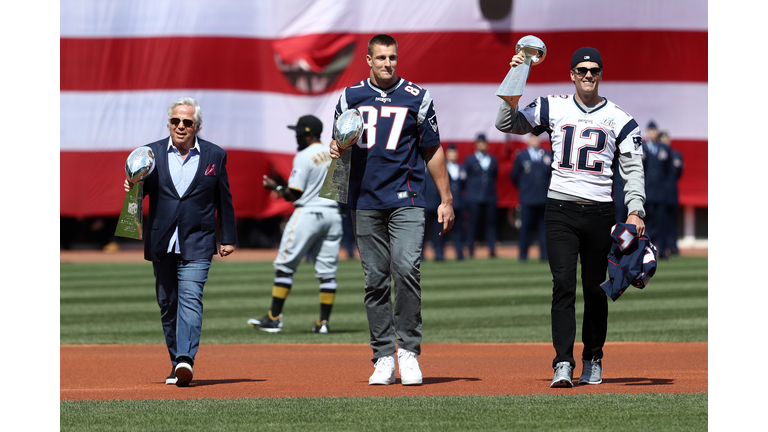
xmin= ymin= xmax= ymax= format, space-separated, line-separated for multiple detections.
xmin=600 ymin=223 xmax=658 ymax=301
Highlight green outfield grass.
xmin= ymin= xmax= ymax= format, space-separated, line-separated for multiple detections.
xmin=60 ymin=256 xmax=708 ymax=431
xmin=61 ymin=393 xmax=707 ymax=432
xmin=60 ymin=256 xmax=707 ymax=344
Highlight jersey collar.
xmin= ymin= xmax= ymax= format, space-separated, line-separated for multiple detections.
xmin=367 ymin=78 xmax=404 ymax=97
xmin=572 ymin=96 xmax=608 ymax=115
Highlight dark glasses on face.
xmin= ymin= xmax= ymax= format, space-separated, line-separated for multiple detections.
xmin=573 ymin=67 xmax=602 ymax=77
xmin=170 ymin=118 xmax=194 ymax=127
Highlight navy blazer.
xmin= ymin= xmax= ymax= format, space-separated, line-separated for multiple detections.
xmin=510 ymin=148 xmax=551 ymax=207
xmin=462 ymin=153 xmax=498 ymax=204
xmin=424 ymin=171 xmax=441 ymax=212
xmin=641 ymin=140 xmax=671 ymax=205
xmin=140 ymin=137 xmax=237 ymax=262
xmin=663 ymin=148 xmax=683 ymax=206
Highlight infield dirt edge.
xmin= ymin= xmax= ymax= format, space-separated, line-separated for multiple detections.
xmin=61 ymin=341 xmax=707 ymax=401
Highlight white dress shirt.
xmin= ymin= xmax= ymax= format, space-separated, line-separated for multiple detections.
xmin=166 ymin=137 xmax=201 ymax=254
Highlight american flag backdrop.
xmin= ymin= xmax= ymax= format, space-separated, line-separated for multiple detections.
xmin=60 ymin=0 xmax=707 ymax=219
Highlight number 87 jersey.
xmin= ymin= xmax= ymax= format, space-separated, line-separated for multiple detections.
xmin=334 ymin=78 xmax=441 ymax=210
xmin=519 ymin=94 xmax=642 ymax=202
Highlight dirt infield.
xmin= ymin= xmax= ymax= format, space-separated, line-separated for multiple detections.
xmin=60 ymin=342 xmax=707 ymax=401
xmin=61 ymin=247 xmax=707 ymax=401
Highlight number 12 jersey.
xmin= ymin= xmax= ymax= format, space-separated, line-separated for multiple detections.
xmin=520 ymin=94 xmax=643 ymax=202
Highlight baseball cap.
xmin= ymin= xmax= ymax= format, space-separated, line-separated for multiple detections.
xmin=287 ymin=115 xmax=323 ymax=136
xmin=647 ymin=120 xmax=658 ymax=129
xmin=571 ymin=47 xmax=603 ymax=69
xmin=476 ymin=133 xmax=487 ymax=142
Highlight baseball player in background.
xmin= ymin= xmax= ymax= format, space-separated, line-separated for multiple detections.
xmin=247 ymin=115 xmax=342 ymax=334
xmin=496 ymin=46 xmax=646 ymax=388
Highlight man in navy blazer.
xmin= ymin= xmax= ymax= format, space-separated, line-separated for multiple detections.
xmin=640 ymin=121 xmax=670 ymax=257
xmin=124 ymin=97 xmax=237 ymax=387
xmin=462 ymin=133 xmax=499 ymax=258
xmin=510 ymin=134 xmax=551 ymax=261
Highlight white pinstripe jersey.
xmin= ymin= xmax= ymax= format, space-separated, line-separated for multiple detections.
xmin=520 ymin=94 xmax=643 ymax=202
xmin=288 ymin=143 xmax=337 ymax=208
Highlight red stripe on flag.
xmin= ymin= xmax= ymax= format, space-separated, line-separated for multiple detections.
xmin=61 ymin=30 xmax=707 ymax=92
xmin=60 ymin=138 xmax=706 ymax=219
xmin=60 ymin=150 xmax=295 ymax=218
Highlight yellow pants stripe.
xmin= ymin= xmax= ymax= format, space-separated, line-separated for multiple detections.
xmin=272 ymin=286 xmax=290 ymax=299
xmin=319 ymin=292 xmax=336 ymax=305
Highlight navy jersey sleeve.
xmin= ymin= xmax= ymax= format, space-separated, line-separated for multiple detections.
xmin=418 ymin=90 xmax=441 ymax=148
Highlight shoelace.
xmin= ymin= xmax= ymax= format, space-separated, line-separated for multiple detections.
xmin=375 ymin=356 xmax=394 ymax=373
xmin=590 ymin=360 xmax=601 ymax=376
xmin=399 ymin=351 xmax=418 ymax=371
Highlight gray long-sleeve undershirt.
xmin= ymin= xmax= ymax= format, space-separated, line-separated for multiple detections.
xmin=495 ymin=101 xmax=646 ymax=218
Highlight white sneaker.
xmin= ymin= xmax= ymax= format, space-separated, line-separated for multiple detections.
xmin=551 ymin=361 xmax=573 ymax=388
xmin=369 ymin=354 xmax=396 ymax=385
xmin=397 ymin=348 xmax=423 ymax=385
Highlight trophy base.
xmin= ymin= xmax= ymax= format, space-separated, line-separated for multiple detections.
xmin=318 ymin=151 xmax=351 ymax=204
xmin=114 ymin=184 xmax=144 ymax=240
xmin=497 ymin=94 xmax=522 ymax=109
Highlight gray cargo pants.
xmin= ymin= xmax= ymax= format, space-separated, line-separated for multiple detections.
xmin=352 ymin=207 xmax=425 ymax=363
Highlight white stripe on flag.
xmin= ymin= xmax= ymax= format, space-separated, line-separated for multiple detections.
xmin=61 ymin=82 xmax=707 ymax=152
xmin=61 ymin=0 xmax=707 ymax=37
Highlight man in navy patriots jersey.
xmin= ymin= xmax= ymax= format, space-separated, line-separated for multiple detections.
xmin=329 ymin=34 xmax=454 ymax=386
xmin=496 ymin=47 xmax=646 ymax=388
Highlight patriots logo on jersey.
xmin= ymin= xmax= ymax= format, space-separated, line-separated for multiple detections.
xmin=526 ymin=100 xmax=538 ymax=109
xmin=633 ymin=136 xmax=642 ymax=150
xmin=428 ymin=114 xmax=438 ymax=132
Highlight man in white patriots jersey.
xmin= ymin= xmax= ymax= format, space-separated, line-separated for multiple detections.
xmin=247 ymin=115 xmax=342 ymax=335
xmin=329 ymin=34 xmax=455 ymax=386
xmin=496 ymin=46 xmax=646 ymax=388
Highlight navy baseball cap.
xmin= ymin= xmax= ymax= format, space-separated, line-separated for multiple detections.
xmin=647 ymin=120 xmax=658 ymax=129
xmin=288 ymin=115 xmax=323 ymax=136
xmin=476 ymin=133 xmax=487 ymax=142
xmin=571 ymin=47 xmax=603 ymax=69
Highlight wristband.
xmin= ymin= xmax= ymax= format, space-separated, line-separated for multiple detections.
xmin=275 ymin=185 xmax=284 ymax=196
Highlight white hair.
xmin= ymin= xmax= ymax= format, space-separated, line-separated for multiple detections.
xmin=167 ymin=97 xmax=203 ymax=132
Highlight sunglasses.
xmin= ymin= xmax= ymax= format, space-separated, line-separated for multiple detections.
xmin=170 ymin=118 xmax=195 ymax=128
xmin=573 ymin=67 xmax=602 ymax=77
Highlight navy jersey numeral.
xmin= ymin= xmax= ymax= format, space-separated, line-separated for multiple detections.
xmin=559 ymin=125 xmax=607 ymax=173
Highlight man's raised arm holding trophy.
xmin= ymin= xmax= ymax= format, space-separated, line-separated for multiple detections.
xmin=495 ymin=35 xmax=547 ymax=110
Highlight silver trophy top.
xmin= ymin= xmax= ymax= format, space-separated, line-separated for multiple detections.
xmin=334 ymin=109 xmax=364 ymax=149
xmin=125 ymin=146 xmax=156 ymax=182
xmin=516 ymin=35 xmax=547 ymax=66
